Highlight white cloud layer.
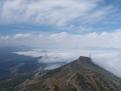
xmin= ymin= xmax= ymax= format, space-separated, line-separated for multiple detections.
xmin=0 ymin=30 xmax=120 ymax=77
xmin=0 ymin=0 xmax=111 ymax=27
xmin=14 ymin=49 xmax=121 ymax=78
xmin=1 ymin=29 xmax=121 ymax=49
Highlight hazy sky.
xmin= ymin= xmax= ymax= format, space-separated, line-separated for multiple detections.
xmin=0 ymin=0 xmax=121 ymax=50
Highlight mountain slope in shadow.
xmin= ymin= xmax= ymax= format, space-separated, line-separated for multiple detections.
xmin=16 ymin=56 xmax=121 ymax=91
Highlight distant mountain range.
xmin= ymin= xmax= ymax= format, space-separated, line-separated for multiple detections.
xmin=16 ymin=56 xmax=121 ymax=91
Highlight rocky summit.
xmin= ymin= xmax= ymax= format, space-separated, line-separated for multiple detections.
xmin=16 ymin=56 xmax=121 ymax=91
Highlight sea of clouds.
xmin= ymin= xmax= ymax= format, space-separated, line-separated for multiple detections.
xmin=14 ymin=48 xmax=121 ymax=78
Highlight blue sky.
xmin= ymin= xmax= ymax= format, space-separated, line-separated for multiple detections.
xmin=0 ymin=0 xmax=121 ymax=35
xmin=0 ymin=0 xmax=121 ymax=49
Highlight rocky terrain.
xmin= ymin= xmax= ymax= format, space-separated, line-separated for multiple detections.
xmin=16 ymin=56 xmax=121 ymax=91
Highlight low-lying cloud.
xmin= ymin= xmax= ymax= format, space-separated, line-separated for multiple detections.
xmin=14 ymin=49 xmax=121 ymax=78
xmin=1 ymin=29 xmax=121 ymax=77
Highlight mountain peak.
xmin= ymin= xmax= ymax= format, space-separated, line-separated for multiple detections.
xmin=71 ymin=56 xmax=94 ymax=68
xmin=79 ymin=56 xmax=91 ymax=60
xmin=16 ymin=56 xmax=121 ymax=91
xmin=78 ymin=56 xmax=92 ymax=63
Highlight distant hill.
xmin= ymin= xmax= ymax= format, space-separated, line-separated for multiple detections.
xmin=16 ymin=56 xmax=121 ymax=91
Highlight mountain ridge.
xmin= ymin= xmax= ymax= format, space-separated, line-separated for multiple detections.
xmin=16 ymin=56 xmax=121 ymax=91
